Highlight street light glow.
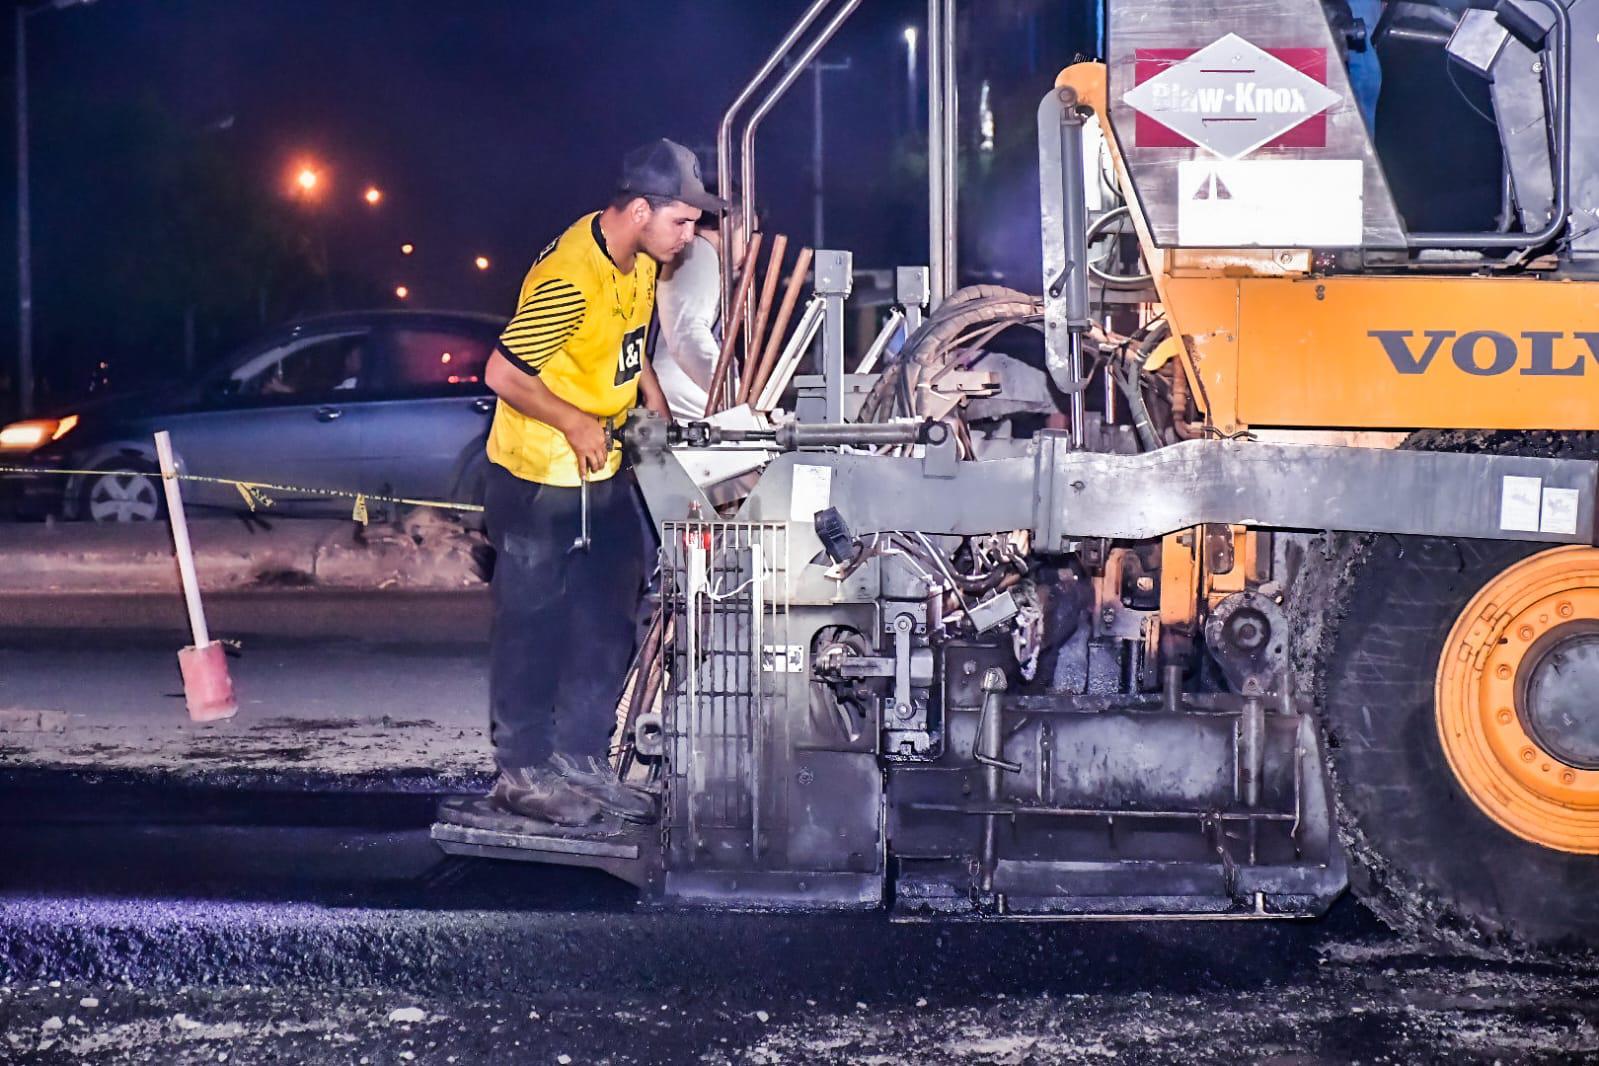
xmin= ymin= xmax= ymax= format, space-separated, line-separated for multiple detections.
xmin=474 ymin=256 xmax=490 ymax=271
xmin=400 ymin=243 xmax=415 ymax=256
xmin=364 ymin=186 xmax=383 ymax=205
xmin=903 ymin=26 xmax=917 ymax=48
xmin=295 ymin=167 xmax=320 ymax=193
xmin=394 ymin=285 xmax=410 ymax=300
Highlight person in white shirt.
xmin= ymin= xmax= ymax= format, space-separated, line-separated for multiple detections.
xmin=652 ymin=206 xmax=748 ymax=421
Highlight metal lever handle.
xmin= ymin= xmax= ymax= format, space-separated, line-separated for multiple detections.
xmin=314 ymin=407 xmax=343 ymax=422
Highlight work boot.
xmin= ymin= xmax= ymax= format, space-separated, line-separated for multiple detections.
xmin=487 ymin=765 xmax=604 ymax=827
xmin=550 ymin=753 xmax=659 ymax=824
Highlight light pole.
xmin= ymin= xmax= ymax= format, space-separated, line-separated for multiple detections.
xmin=903 ymin=26 xmax=918 ymax=134
xmin=16 ymin=0 xmax=97 ymax=417
xmin=809 ymin=57 xmax=851 ymax=250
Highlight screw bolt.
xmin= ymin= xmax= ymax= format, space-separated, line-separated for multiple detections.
xmin=1562 ymin=769 xmax=1578 ymax=785
xmin=1496 ymin=664 xmax=1512 ymax=680
xmin=1497 ymin=708 xmax=1514 ymax=724
xmin=1518 ymin=625 xmax=1535 ymax=641
xmin=1521 ymin=747 xmax=1537 ymax=763
xmin=1558 ymin=601 xmax=1575 ymax=618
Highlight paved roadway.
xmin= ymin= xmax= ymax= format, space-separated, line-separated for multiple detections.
xmin=0 ymin=591 xmax=1596 ymax=1063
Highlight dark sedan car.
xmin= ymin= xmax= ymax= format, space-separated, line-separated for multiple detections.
xmin=0 ymin=310 xmax=506 ymax=522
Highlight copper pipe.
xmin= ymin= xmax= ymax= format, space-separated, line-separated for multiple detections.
xmin=743 ymin=245 xmax=812 ymax=408
xmin=740 ymin=234 xmax=788 ymax=404
xmin=703 ymin=232 xmax=764 ymax=417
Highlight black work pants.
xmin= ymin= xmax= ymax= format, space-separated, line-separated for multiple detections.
xmin=485 ymin=463 xmax=647 ymax=771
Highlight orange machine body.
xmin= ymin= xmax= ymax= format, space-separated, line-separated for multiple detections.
xmin=1057 ymin=63 xmax=1599 ymax=437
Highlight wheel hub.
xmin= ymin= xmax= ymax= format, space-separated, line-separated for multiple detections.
xmin=1519 ymin=622 xmax=1599 ymax=771
xmin=1436 ymin=546 xmax=1599 ymax=854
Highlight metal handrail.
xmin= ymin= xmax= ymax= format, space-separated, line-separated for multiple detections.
xmin=714 ymin=0 xmax=960 ymax=389
xmin=737 ymin=0 xmax=864 ymax=350
xmin=716 ymin=0 xmax=841 ymax=336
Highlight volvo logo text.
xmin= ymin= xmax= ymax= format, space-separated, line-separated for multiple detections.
xmin=1370 ymin=330 xmax=1599 ymax=376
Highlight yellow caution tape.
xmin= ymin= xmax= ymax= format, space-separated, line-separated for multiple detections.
xmin=234 ymin=482 xmax=275 ymax=511
xmin=0 ymin=464 xmax=484 ymax=515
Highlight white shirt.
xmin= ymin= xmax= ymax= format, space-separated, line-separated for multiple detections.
xmin=652 ymin=234 xmax=722 ymax=422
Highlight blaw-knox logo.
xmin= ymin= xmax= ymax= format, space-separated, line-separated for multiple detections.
xmin=1371 ymin=330 xmax=1599 ymax=376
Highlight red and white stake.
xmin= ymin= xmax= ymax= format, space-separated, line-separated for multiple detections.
xmin=154 ymin=430 xmax=237 ymax=721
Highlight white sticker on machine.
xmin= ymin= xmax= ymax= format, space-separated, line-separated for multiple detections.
xmin=1177 ymin=159 xmax=1363 ymax=247
xmin=762 ymin=644 xmax=805 ymax=673
xmin=1539 ymin=487 xmax=1580 ymax=536
xmin=790 ymin=464 xmax=833 ymax=523
xmin=1499 ymin=475 xmax=1543 ymax=533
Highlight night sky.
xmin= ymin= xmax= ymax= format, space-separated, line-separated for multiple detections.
xmin=0 ymin=2 xmax=1513 ymax=414
xmin=11 ymin=0 xmax=1089 ymax=406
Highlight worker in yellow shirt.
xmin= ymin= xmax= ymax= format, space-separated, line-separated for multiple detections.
xmin=478 ymin=139 xmax=724 ymax=827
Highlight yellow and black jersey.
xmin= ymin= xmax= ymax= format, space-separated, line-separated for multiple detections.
xmin=487 ymin=212 xmax=657 ymax=486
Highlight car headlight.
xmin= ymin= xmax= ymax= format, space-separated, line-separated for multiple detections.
xmin=0 ymin=414 xmax=78 ymax=452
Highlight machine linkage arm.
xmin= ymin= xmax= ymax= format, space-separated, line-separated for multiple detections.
xmin=669 ymin=417 xmax=939 ymax=451
xmin=628 ymin=412 xmax=1598 ymax=548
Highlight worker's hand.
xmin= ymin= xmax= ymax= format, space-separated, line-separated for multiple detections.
xmin=563 ymin=415 xmax=610 ymax=477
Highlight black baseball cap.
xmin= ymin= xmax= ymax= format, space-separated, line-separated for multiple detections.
xmin=617 ymin=139 xmax=729 ymax=214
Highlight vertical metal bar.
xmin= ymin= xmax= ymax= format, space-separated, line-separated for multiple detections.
xmin=814 ymin=250 xmax=853 ymax=423
xmin=1036 ymin=84 xmax=1092 ymax=447
xmin=686 ymin=528 xmax=705 ymax=848
xmin=978 ymin=668 xmax=1007 ymax=893
xmin=1240 ymin=696 xmax=1264 ymax=865
xmin=750 ymin=535 xmax=764 ymax=857
xmin=812 ymin=63 xmax=825 ymax=249
xmin=1240 ymin=697 xmax=1264 ymax=808
xmin=926 ymin=0 xmax=945 ymax=310
xmin=940 ymin=0 xmax=958 ymax=300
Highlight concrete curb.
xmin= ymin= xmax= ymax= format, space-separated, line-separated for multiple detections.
xmin=0 ymin=517 xmax=485 ymax=594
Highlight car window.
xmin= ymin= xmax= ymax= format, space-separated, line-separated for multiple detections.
xmin=230 ymin=331 xmax=371 ymax=401
xmin=383 ymin=328 xmax=494 ymax=395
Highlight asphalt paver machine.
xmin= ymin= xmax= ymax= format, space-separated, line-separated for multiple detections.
xmin=435 ymin=0 xmax=1599 ymax=952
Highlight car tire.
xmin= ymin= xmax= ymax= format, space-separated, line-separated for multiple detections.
xmin=78 ymin=456 xmax=165 ymax=524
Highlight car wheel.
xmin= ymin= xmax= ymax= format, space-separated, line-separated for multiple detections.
xmin=80 ymin=457 xmax=164 ymax=523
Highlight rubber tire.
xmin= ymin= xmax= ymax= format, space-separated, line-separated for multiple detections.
xmin=77 ymin=456 xmax=165 ymax=524
xmin=1321 ymin=431 xmax=1599 ymax=955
